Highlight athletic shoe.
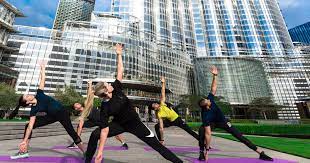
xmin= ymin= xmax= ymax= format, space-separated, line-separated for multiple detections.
xmin=259 ymin=151 xmax=273 ymax=161
xmin=121 ymin=143 xmax=129 ymax=150
xmin=67 ymin=143 xmax=76 ymax=148
xmin=198 ymin=151 xmax=205 ymax=161
xmin=10 ymin=151 xmax=29 ymax=160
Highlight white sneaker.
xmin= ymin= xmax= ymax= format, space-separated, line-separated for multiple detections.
xmin=10 ymin=151 xmax=29 ymax=160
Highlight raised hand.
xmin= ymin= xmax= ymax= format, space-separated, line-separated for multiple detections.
xmin=115 ymin=43 xmax=123 ymax=55
xmin=160 ymin=76 xmax=166 ymax=83
xmin=210 ymin=66 xmax=218 ymax=76
xmin=39 ymin=61 xmax=46 ymax=70
xmin=87 ymin=80 xmax=92 ymax=85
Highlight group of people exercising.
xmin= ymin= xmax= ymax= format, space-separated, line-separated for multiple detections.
xmin=9 ymin=44 xmax=274 ymax=162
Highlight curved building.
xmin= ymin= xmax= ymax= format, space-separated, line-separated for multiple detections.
xmin=195 ymin=57 xmax=270 ymax=105
xmin=3 ymin=13 xmax=194 ymax=106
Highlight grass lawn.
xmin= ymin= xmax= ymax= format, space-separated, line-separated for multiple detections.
xmin=213 ymin=133 xmax=310 ymax=159
xmin=0 ymin=119 xmax=28 ymax=122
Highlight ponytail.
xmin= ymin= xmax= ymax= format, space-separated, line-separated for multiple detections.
xmin=8 ymin=95 xmax=27 ymax=119
xmin=80 ymin=93 xmax=95 ymax=120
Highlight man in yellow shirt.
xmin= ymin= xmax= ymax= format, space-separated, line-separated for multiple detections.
xmin=150 ymin=77 xmax=199 ymax=145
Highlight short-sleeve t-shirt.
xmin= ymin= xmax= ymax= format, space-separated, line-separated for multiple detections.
xmin=97 ymin=80 xmax=140 ymax=129
xmin=157 ymin=102 xmax=179 ymax=122
xmin=30 ymin=89 xmax=63 ymax=117
xmin=201 ymin=93 xmax=226 ymax=126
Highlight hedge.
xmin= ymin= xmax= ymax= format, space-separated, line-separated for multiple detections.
xmin=187 ymin=122 xmax=310 ymax=137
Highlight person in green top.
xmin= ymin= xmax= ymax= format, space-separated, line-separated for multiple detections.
xmin=150 ymin=77 xmax=199 ymax=145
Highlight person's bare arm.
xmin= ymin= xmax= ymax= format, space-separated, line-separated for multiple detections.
xmin=160 ymin=77 xmax=166 ymax=103
xmin=95 ymin=127 xmax=109 ymax=163
xmin=115 ymin=44 xmax=124 ymax=81
xmin=84 ymin=80 xmax=93 ymax=106
xmin=204 ymin=126 xmax=212 ymax=149
xmin=38 ymin=63 xmax=46 ymax=90
xmin=210 ymin=66 xmax=218 ymax=95
xmin=77 ymin=119 xmax=85 ymax=136
xmin=158 ymin=118 xmax=164 ymax=143
xmin=19 ymin=116 xmax=36 ymax=152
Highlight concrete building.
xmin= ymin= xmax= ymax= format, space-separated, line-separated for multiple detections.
xmin=0 ymin=0 xmax=24 ymax=86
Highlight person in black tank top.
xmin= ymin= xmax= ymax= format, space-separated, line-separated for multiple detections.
xmin=84 ymin=44 xmax=183 ymax=163
xmin=67 ymin=80 xmax=128 ymax=149
xmin=10 ymin=63 xmax=85 ymax=160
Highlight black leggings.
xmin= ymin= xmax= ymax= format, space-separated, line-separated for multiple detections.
xmin=85 ymin=119 xmax=183 ymax=163
xmin=198 ymin=122 xmax=257 ymax=151
xmin=155 ymin=117 xmax=199 ymax=141
xmin=24 ymin=110 xmax=82 ymax=145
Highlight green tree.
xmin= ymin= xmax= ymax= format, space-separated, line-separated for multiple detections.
xmin=249 ymin=97 xmax=284 ymax=120
xmin=54 ymin=86 xmax=84 ymax=114
xmin=93 ymin=98 xmax=101 ymax=109
xmin=0 ymin=83 xmax=19 ymax=118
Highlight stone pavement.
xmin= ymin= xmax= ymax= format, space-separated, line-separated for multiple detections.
xmin=0 ymin=124 xmax=308 ymax=163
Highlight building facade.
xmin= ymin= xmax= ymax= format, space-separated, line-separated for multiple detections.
xmin=289 ymin=22 xmax=310 ymax=45
xmin=195 ymin=57 xmax=270 ymax=105
xmin=192 ymin=0 xmax=294 ymax=57
xmin=191 ymin=0 xmax=309 ymax=119
xmin=53 ymin=0 xmax=95 ymax=30
xmin=0 ymin=0 xmax=23 ymax=86
xmin=111 ymin=0 xmax=197 ymax=60
xmin=2 ymin=13 xmax=194 ymax=106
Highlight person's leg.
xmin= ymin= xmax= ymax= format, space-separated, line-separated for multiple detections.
xmin=68 ymin=120 xmax=96 ymax=148
xmin=85 ymin=122 xmax=125 ymax=163
xmin=115 ymin=134 xmax=125 ymax=144
xmin=173 ymin=117 xmax=199 ymax=140
xmin=216 ymin=122 xmax=273 ymax=161
xmin=57 ymin=111 xmax=84 ymax=153
xmin=125 ymin=120 xmax=183 ymax=163
xmin=11 ymin=116 xmax=57 ymax=159
xmin=217 ymin=122 xmax=258 ymax=152
xmin=24 ymin=115 xmax=57 ymax=144
xmin=85 ymin=127 xmax=100 ymax=163
xmin=198 ymin=125 xmax=205 ymax=151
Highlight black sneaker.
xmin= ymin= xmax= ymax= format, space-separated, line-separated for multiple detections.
xmin=259 ymin=151 xmax=273 ymax=161
xmin=67 ymin=143 xmax=76 ymax=149
xmin=121 ymin=143 xmax=129 ymax=150
xmin=198 ymin=151 xmax=205 ymax=161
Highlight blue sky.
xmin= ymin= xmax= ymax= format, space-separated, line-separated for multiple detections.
xmin=7 ymin=0 xmax=310 ymax=29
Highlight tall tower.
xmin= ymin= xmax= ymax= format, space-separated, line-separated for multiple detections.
xmin=53 ymin=0 xmax=95 ymax=30
xmin=193 ymin=0 xmax=294 ymax=56
xmin=111 ymin=0 xmax=197 ymax=59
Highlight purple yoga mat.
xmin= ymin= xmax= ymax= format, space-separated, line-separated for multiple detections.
xmin=186 ymin=157 xmax=297 ymax=163
xmin=52 ymin=145 xmax=127 ymax=151
xmin=144 ymin=146 xmax=220 ymax=152
xmin=0 ymin=156 xmax=85 ymax=163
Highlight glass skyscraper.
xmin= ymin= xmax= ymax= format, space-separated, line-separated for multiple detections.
xmin=191 ymin=0 xmax=308 ymax=119
xmin=289 ymin=22 xmax=310 ymax=45
xmin=192 ymin=0 xmax=294 ymax=57
xmin=53 ymin=0 xmax=95 ymax=30
xmin=111 ymin=0 xmax=197 ymax=59
xmin=3 ymin=13 xmax=194 ymax=107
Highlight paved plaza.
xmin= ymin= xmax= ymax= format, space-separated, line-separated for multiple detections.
xmin=0 ymin=124 xmax=308 ymax=163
